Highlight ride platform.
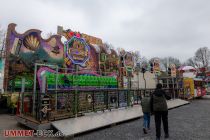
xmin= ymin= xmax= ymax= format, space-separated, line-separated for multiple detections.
xmin=51 ymin=99 xmax=189 ymax=137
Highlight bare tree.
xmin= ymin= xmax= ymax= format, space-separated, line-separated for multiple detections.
xmin=161 ymin=57 xmax=181 ymax=69
xmin=116 ymin=47 xmax=125 ymax=56
xmin=185 ymin=57 xmax=201 ymax=68
xmin=133 ymin=51 xmax=141 ymax=64
xmin=104 ymin=42 xmax=115 ymax=50
xmin=0 ymin=26 xmax=6 ymax=50
xmin=194 ymin=47 xmax=210 ymax=68
xmin=132 ymin=50 xmax=143 ymax=72
xmin=149 ymin=57 xmax=160 ymax=64
xmin=141 ymin=56 xmax=149 ymax=68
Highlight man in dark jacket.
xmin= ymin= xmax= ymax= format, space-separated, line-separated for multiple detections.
xmin=151 ymin=83 xmax=171 ymax=140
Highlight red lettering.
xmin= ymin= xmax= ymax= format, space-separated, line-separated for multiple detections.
xmin=4 ymin=130 xmax=9 ymax=137
xmin=10 ymin=130 xmax=17 ymax=137
xmin=25 ymin=130 xmax=34 ymax=137
xmin=16 ymin=130 xmax=24 ymax=136
xmin=3 ymin=130 xmax=34 ymax=137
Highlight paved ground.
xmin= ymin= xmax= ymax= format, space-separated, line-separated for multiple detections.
xmin=52 ymin=99 xmax=188 ymax=137
xmin=74 ymin=97 xmax=210 ymax=140
xmin=0 ymin=97 xmax=210 ymax=140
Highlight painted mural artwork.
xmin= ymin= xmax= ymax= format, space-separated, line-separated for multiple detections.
xmin=58 ymin=27 xmax=100 ymax=72
xmin=124 ymin=52 xmax=134 ymax=72
xmin=5 ymin=23 xmax=120 ymax=91
xmin=5 ymin=23 xmax=64 ymax=90
xmin=153 ymin=58 xmax=160 ymax=74
xmin=65 ymin=36 xmax=90 ymax=66
xmin=7 ymin=24 xmax=64 ymax=70
xmin=58 ymin=27 xmax=119 ymax=74
xmin=170 ymin=63 xmax=176 ymax=77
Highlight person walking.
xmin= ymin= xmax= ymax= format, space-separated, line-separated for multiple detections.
xmin=141 ymin=91 xmax=151 ymax=134
xmin=151 ymin=83 xmax=171 ymax=140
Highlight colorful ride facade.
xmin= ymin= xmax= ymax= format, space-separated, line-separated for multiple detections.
xmin=3 ymin=23 xmax=135 ymax=92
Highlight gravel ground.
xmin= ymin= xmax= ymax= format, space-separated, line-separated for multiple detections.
xmin=0 ymin=97 xmax=210 ymax=140
xmin=74 ymin=98 xmax=210 ymax=140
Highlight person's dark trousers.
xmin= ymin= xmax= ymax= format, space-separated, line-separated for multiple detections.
xmin=154 ymin=111 xmax=169 ymax=138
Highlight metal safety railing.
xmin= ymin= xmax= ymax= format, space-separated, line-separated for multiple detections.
xmin=17 ymin=88 xmax=182 ymax=123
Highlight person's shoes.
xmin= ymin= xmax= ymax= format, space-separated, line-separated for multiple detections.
xmin=165 ymin=134 xmax=169 ymax=138
xmin=143 ymin=128 xmax=147 ymax=134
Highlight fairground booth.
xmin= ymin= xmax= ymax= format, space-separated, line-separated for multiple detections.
xmin=178 ymin=66 xmax=206 ymax=99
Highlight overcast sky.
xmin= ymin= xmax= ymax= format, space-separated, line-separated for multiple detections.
xmin=1 ymin=0 xmax=210 ymax=62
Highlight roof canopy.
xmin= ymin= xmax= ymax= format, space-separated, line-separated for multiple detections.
xmin=178 ymin=66 xmax=196 ymax=72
